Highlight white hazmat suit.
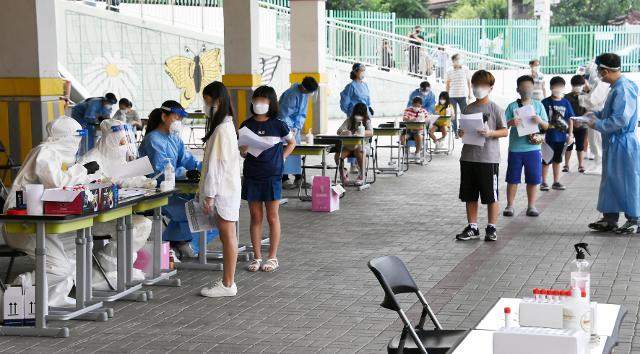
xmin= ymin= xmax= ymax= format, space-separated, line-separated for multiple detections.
xmin=79 ymin=119 xmax=152 ymax=290
xmin=579 ymin=60 xmax=609 ymax=169
xmin=2 ymin=116 xmax=98 ymax=307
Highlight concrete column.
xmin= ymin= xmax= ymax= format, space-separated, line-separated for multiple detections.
xmin=0 ymin=0 xmax=65 ymax=183
xmin=290 ymin=0 xmax=328 ymax=134
xmin=222 ymin=0 xmax=262 ymax=126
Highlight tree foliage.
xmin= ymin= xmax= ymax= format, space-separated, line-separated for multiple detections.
xmin=551 ymin=0 xmax=640 ymax=26
xmin=450 ymin=0 xmax=507 ymax=19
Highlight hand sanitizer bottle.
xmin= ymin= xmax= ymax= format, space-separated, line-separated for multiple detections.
xmin=571 ymin=243 xmax=591 ymax=303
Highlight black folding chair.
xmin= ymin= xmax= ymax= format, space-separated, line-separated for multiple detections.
xmin=0 ymin=181 xmax=28 ymax=284
xmin=368 ymin=256 xmax=467 ymax=354
xmin=0 ymin=139 xmax=20 ymax=182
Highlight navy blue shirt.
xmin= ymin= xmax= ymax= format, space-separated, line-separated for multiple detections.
xmin=240 ymin=117 xmax=291 ymax=179
xmin=542 ymin=97 xmax=575 ymax=143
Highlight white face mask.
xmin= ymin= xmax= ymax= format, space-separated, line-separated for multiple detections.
xmin=421 ymin=89 xmax=429 ymax=95
xmin=439 ymin=99 xmax=446 ymax=105
xmin=572 ymin=85 xmax=583 ymax=93
xmin=472 ymin=86 xmax=490 ymax=100
xmin=253 ymin=102 xmax=269 ymax=115
xmin=119 ymin=109 xmax=127 ymax=116
xmin=359 ymin=72 xmax=366 ymax=80
xmin=354 ymin=115 xmax=364 ymax=122
xmin=203 ymin=103 xmax=211 ymax=117
xmin=169 ymin=120 xmax=182 ymax=135
xmin=105 ymin=104 xmax=113 ymax=111
xmin=412 ymin=106 xmax=420 ymax=112
xmin=552 ymin=88 xmax=564 ymax=97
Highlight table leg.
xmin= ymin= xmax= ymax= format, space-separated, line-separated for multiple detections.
xmin=175 ymin=230 xmax=223 ymax=271
xmin=75 ymin=229 xmax=86 ymax=310
xmin=35 ymin=222 xmax=48 ymax=329
xmin=116 ymin=218 xmax=126 ymax=293
xmin=125 ymin=215 xmax=134 ymax=286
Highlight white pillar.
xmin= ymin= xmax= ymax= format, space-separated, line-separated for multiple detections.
xmin=290 ymin=0 xmax=328 ymax=134
xmin=0 ymin=0 xmax=65 ymax=184
xmin=222 ymin=0 xmax=262 ymax=126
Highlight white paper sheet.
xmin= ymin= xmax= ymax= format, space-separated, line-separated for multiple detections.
xmin=541 ymin=142 xmax=554 ymax=164
xmin=112 ymin=156 xmax=154 ymax=179
xmin=459 ymin=113 xmax=486 ymax=147
xmin=238 ymin=126 xmax=281 ymax=157
xmin=514 ymin=105 xmax=540 ymax=137
xmin=185 ymin=199 xmax=216 ymax=233
xmin=118 ymin=188 xmax=148 ymax=200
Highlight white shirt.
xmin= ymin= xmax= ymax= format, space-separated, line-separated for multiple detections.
xmin=492 ymin=37 xmax=504 ymax=54
xmin=199 ymin=116 xmax=241 ymax=222
xmin=447 ymin=66 xmax=470 ymax=98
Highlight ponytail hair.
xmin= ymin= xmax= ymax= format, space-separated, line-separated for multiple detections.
xmin=145 ymin=100 xmax=184 ymax=135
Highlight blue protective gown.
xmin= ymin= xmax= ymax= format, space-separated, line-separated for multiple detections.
xmin=407 ymin=88 xmax=436 ymax=113
xmin=279 ymin=83 xmax=309 ymax=175
xmin=71 ymin=97 xmax=112 ymax=149
xmin=339 ymin=80 xmax=371 ymax=116
xmin=138 ymin=130 xmax=217 ymax=253
xmin=594 ymin=76 xmax=640 ymax=218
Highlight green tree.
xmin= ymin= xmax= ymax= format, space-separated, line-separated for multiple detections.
xmin=450 ymin=0 xmax=507 ymax=19
xmin=551 ymin=0 xmax=640 ymax=26
xmin=326 ymin=0 xmax=383 ymax=11
xmin=385 ymin=0 xmax=430 ymax=18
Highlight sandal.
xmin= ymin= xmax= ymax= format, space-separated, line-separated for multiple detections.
xmin=247 ymin=258 xmax=262 ymax=272
xmin=578 ymin=166 xmax=585 ymax=173
xmin=260 ymin=258 xmax=279 ymax=272
xmin=562 ymin=166 xmax=569 ymax=172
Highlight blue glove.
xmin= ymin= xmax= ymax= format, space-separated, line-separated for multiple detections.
xmin=175 ymin=167 xmax=187 ymax=179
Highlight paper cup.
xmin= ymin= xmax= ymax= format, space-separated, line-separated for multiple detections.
xmin=25 ymin=184 xmax=44 ymax=215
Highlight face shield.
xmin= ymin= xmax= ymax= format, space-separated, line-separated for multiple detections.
xmin=109 ymin=124 xmax=138 ymax=162
xmin=76 ymin=129 xmax=89 ymax=159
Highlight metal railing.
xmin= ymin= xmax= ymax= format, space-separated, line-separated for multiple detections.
xmin=326 ymin=18 xmax=528 ymax=78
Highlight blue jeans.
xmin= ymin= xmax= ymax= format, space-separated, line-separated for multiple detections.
xmin=450 ymin=97 xmax=467 ymax=134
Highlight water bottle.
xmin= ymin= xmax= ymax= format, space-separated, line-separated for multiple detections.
xmin=357 ymin=122 xmax=365 ymax=136
xmin=164 ymin=159 xmax=175 ymax=189
xmin=571 ymin=243 xmax=591 ymax=303
xmin=305 ymin=129 xmax=314 ymax=145
xmin=393 ymin=116 xmax=399 ymax=129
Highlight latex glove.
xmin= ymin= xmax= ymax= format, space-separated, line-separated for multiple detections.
xmin=202 ymin=197 xmax=215 ymax=215
xmin=186 ymin=169 xmax=201 ymax=181
xmin=83 ymin=161 xmax=100 ymax=174
xmin=369 ymin=107 xmax=374 ymax=116
xmin=175 ymin=167 xmax=187 ymax=179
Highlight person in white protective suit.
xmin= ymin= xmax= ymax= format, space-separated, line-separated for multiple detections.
xmin=579 ymin=59 xmax=610 ymax=174
xmin=2 ymin=116 xmax=101 ymax=307
xmin=78 ymin=119 xmax=152 ymax=290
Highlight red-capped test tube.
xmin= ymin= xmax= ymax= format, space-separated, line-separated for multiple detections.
xmin=533 ymin=288 xmax=540 ymax=302
xmin=504 ymin=307 xmax=512 ymax=328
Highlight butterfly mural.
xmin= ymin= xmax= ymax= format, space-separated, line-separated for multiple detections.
xmin=164 ymin=45 xmax=222 ymax=109
xmin=259 ymin=55 xmax=281 ymax=85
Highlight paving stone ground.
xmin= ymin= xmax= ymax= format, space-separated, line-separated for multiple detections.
xmin=1 ymin=118 xmax=639 ymax=353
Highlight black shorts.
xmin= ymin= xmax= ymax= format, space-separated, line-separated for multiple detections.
xmin=404 ymin=130 xmax=422 ymax=140
xmin=543 ymin=141 xmax=565 ymax=165
xmin=566 ymin=128 xmax=587 ymax=152
xmin=459 ymin=161 xmax=500 ymax=204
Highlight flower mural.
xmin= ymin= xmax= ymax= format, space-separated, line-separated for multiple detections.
xmin=83 ymin=52 xmax=139 ymax=101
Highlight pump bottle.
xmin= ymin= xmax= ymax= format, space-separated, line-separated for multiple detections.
xmin=164 ymin=159 xmax=175 ymax=189
xmin=571 ymin=243 xmax=591 ymax=303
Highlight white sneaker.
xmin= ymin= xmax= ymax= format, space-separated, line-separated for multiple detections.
xmin=436 ymin=140 xmax=445 ymax=150
xmin=200 ymin=279 xmax=237 ymax=298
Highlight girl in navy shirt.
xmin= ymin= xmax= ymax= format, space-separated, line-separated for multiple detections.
xmin=240 ymin=86 xmax=295 ymax=273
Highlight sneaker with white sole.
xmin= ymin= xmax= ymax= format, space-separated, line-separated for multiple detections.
xmin=503 ymin=206 xmax=514 ymax=217
xmin=177 ymin=242 xmax=196 ymax=259
xmin=616 ymin=221 xmax=638 ymax=235
xmin=552 ymin=182 xmax=566 ymax=190
xmin=455 ymin=225 xmax=480 ymax=241
xmin=200 ymin=279 xmax=237 ymax=298
xmin=540 ymin=183 xmax=550 ymax=191
xmin=588 ymin=219 xmax=618 ymax=232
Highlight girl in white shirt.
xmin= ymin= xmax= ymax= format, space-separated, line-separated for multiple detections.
xmin=199 ymin=81 xmax=242 ymax=298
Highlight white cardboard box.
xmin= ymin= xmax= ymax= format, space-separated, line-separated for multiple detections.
xmin=519 ymin=301 xmax=564 ymax=329
xmin=493 ymin=327 xmax=587 ymax=354
xmin=2 ymin=286 xmax=25 ymax=326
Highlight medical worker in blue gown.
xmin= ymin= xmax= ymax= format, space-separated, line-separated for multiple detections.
xmin=138 ymin=100 xmax=217 ymax=258
xmin=585 ymin=53 xmax=640 ymax=234
xmin=340 ymin=63 xmax=374 ymax=173
xmin=279 ymin=76 xmax=319 ymax=189
xmin=71 ymin=93 xmax=118 ymax=149
xmin=340 ymin=63 xmax=374 ymax=117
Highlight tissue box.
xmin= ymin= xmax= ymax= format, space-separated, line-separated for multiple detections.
xmin=42 ymin=186 xmax=100 ymax=215
xmin=493 ymin=327 xmax=587 ymax=354
xmin=88 ymin=183 xmax=119 ymax=211
xmin=519 ymin=301 xmax=564 ymax=329
xmin=312 ymin=176 xmax=344 ymax=212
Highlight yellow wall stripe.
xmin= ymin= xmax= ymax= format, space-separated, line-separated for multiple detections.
xmin=0 ymin=78 xmax=65 ymax=97
xmin=0 ymin=102 xmax=10 ymax=186
xmin=237 ymin=90 xmax=247 ymax=127
xmin=289 ymin=72 xmax=327 ymax=84
xmin=303 ymin=96 xmax=313 ymax=134
xmin=47 ymin=101 xmax=54 ymax=122
xmin=58 ymin=100 xmax=65 ymax=117
xmin=222 ymin=74 xmax=262 ymax=87
xmin=18 ymin=102 xmax=32 ymax=162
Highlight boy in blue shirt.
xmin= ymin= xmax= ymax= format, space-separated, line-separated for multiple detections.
xmin=541 ymin=76 xmax=574 ymax=191
xmin=504 ymin=75 xmax=549 ymax=217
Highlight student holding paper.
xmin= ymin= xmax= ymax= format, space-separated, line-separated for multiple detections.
xmin=199 ymin=82 xmax=242 ymax=298
xmin=335 ymin=103 xmax=374 ymax=185
xmin=240 ymin=86 xmax=295 ymax=273
xmin=541 ymin=77 xmax=575 ymax=191
xmin=564 ymin=75 xmax=588 ymax=173
xmin=503 ymin=75 xmax=549 ymax=218
xmin=456 ymin=70 xmax=508 ymax=242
